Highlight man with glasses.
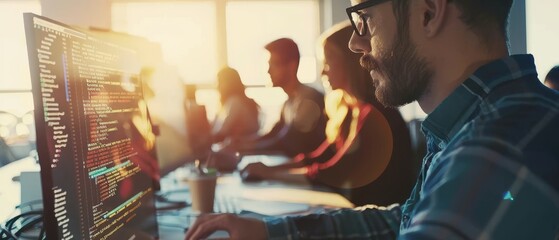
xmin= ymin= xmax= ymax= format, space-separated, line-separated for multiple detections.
xmin=186 ymin=0 xmax=559 ymax=239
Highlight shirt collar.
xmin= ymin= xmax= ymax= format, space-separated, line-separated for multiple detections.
xmin=422 ymin=54 xmax=538 ymax=143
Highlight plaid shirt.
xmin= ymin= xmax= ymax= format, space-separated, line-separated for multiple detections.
xmin=264 ymin=54 xmax=559 ymax=239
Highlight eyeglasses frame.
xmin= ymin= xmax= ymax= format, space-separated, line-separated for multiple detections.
xmin=346 ymin=0 xmax=391 ymax=36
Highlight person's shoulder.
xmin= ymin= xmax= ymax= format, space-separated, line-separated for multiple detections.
xmin=228 ymin=96 xmax=258 ymax=111
xmin=297 ymin=84 xmax=322 ymax=95
xmin=435 ymin=87 xmax=559 ymax=197
xmin=484 ymin=82 xmax=558 ymax=130
xmin=297 ymin=84 xmax=324 ymax=102
xmin=483 ymin=74 xmax=559 ymax=110
xmin=447 ymin=83 xmax=558 ymax=160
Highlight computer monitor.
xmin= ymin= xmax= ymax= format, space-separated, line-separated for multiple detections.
xmin=24 ymin=13 xmax=159 ymax=239
xmin=85 ymin=28 xmax=195 ymax=177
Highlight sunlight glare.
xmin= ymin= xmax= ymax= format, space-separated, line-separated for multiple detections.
xmin=112 ymin=2 xmax=218 ymax=84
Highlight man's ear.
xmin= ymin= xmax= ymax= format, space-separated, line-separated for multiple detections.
xmin=288 ymin=61 xmax=299 ymax=74
xmin=421 ymin=0 xmax=447 ymax=38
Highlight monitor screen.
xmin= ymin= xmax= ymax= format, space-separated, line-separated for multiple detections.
xmin=83 ymin=29 xmax=194 ymax=176
xmin=24 ymin=13 xmax=159 ymax=239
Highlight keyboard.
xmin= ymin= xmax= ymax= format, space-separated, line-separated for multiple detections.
xmin=214 ymin=193 xmax=241 ymax=214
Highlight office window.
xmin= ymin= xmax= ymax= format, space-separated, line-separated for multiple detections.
xmin=0 ymin=1 xmax=40 ymax=92
xmin=112 ymin=0 xmax=319 ymax=86
xmin=526 ymin=0 xmax=559 ymax=79
xmin=226 ymin=0 xmax=320 ymax=85
xmin=112 ymin=2 xmax=218 ymax=84
xmin=226 ymin=1 xmax=319 ymax=131
xmin=0 ymin=1 xmax=40 ymax=156
xmin=112 ymin=1 xmax=321 ymax=132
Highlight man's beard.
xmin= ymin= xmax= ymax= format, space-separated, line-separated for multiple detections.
xmin=360 ymin=29 xmax=432 ymax=107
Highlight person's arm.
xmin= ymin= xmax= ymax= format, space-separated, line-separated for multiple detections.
xmin=240 ymin=137 xmax=334 ymax=181
xmin=265 ymin=204 xmax=401 ymax=239
xmin=184 ymin=204 xmax=402 ymax=240
xmin=308 ymin=104 xmax=394 ymax=188
xmin=240 ymin=160 xmax=309 ymax=184
xmin=241 ymin=93 xmax=325 ymax=154
xmin=263 ymin=169 xmax=309 ymax=185
xmin=185 ymin=214 xmax=267 ymax=240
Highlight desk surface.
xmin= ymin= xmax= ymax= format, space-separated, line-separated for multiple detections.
xmin=0 ymin=155 xmax=354 ymax=239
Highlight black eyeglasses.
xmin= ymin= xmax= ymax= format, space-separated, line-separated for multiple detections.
xmin=346 ymin=0 xmax=391 ymax=36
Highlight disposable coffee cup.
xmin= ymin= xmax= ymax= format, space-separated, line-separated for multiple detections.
xmin=188 ymin=173 xmax=217 ymax=213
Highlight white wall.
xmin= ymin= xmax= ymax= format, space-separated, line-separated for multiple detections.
xmin=40 ymin=0 xmax=110 ymax=29
xmin=320 ymin=0 xmax=351 ymax=31
xmin=527 ymin=0 xmax=559 ymax=80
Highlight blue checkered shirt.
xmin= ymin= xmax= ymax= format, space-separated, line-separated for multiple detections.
xmin=264 ymin=54 xmax=559 ymax=239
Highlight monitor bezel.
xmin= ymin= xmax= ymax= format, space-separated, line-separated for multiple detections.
xmin=24 ymin=12 xmax=60 ymax=239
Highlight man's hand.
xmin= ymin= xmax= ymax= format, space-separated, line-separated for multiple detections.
xmin=184 ymin=213 xmax=267 ymax=240
xmin=240 ymin=162 xmax=271 ymax=181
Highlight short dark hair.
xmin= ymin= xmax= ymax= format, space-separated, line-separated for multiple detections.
xmin=265 ymin=38 xmax=300 ymax=66
xmin=392 ymin=0 xmax=513 ymax=43
xmin=545 ymin=66 xmax=559 ymax=85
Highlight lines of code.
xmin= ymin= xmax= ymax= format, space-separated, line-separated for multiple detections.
xmin=38 ymin=32 xmax=69 ymax=169
xmin=27 ymin=15 xmax=158 ymax=240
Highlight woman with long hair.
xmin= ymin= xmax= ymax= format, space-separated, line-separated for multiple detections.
xmin=211 ymin=67 xmax=260 ymax=147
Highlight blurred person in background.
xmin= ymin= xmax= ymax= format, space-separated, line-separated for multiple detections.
xmin=242 ymin=22 xmax=416 ymax=206
xmin=205 ymin=67 xmax=261 ymax=171
xmin=235 ymin=38 xmax=327 ymax=157
xmin=211 ymin=67 xmax=260 ymax=146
